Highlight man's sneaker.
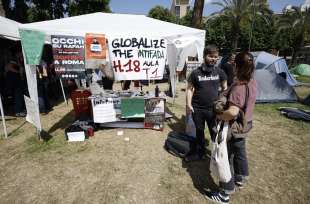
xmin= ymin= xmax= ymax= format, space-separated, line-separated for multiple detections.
xmin=204 ymin=191 xmax=229 ymax=204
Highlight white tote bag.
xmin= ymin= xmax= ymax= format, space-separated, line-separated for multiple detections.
xmin=210 ymin=121 xmax=232 ymax=183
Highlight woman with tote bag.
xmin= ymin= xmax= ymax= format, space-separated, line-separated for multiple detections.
xmin=205 ymin=51 xmax=257 ymax=204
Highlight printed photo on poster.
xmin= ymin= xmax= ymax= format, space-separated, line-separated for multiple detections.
xmin=51 ymin=35 xmax=86 ymax=79
xmin=108 ymin=36 xmax=167 ymax=80
xmin=85 ymin=33 xmax=107 ymax=69
xmin=144 ymin=98 xmax=165 ymax=131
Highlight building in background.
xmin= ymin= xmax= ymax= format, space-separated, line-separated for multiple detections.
xmin=170 ymin=0 xmax=190 ymax=18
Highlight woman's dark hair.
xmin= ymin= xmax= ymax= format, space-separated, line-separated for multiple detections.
xmin=235 ymin=51 xmax=254 ymax=82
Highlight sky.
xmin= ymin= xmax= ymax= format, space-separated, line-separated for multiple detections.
xmin=110 ymin=0 xmax=307 ymax=16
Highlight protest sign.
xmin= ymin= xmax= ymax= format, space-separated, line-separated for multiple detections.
xmin=19 ymin=29 xmax=45 ymax=65
xmin=85 ymin=33 xmax=107 ymax=69
xmin=108 ymin=36 xmax=167 ymax=80
xmin=91 ymin=97 xmax=120 ymax=123
xmin=144 ymin=98 xmax=165 ymax=130
xmin=51 ymin=35 xmax=85 ymax=79
xmin=24 ymin=96 xmax=41 ymax=131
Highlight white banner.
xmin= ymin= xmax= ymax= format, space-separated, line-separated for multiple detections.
xmin=25 ymin=65 xmax=38 ymax=103
xmin=108 ymin=36 xmax=167 ymax=80
xmin=24 ymin=96 xmax=42 ymax=131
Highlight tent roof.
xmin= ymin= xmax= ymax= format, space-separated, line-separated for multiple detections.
xmin=19 ymin=12 xmax=206 ymax=69
xmin=254 ymin=51 xmax=282 ymax=70
xmin=20 ymin=12 xmax=205 ymax=41
xmin=253 ymin=51 xmax=298 ymax=86
xmin=0 ymin=16 xmax=21 ymax=40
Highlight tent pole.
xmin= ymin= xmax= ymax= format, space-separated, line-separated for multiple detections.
xmin=59 ymin=79 xmax=68 ymax=105
xmin=0 ymin=94 xmax=8 ymax=138
xmin=75 ymin=79 xmax=81 ymax=88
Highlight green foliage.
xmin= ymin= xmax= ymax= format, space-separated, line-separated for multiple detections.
xmin=204 ymin=15 xmax=232 ymax=50
xmin=148 ymin=6 xmax=177 ymax=23
xmin=239 ymin=16 xmax=274 ymax=50
xmin=27 ymin=0 xmax=69 ymax=22
xmin=211 ymin=0 xmax=272 ymax=50
xmin=4 ymin=0 xmax=111 ymax=22
xmin=68 ymin=0 xmax=111 ymax=16
xmin=277 ymin=6 xmax=310 ymax=63
xmin=2 ymin=0 xmax=29 ymax=23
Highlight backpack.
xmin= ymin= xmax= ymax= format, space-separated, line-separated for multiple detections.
xmin=164 ymin=131 xmax=196 ymax=158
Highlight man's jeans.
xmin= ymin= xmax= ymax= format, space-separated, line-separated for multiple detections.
xmin=192 ymin=107 xmax=217 ymax=156
xmin=219 ymin=137 xmax=249 ymax=194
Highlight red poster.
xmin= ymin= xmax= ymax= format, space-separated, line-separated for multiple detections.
xmin=85 ymin=33 xmax=107 ymax=69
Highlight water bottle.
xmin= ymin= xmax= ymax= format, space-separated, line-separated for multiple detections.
xmin=155 ymin=85 xmax=159 ymax=97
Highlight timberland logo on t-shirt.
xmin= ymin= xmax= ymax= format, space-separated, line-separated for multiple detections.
xmin=198 ymin=75 xmax=219 ymax=81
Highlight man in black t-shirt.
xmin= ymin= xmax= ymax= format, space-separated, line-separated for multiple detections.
xmin=186 ymin=45 xmax=227 ymax=161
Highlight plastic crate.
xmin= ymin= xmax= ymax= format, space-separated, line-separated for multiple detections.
xmin=70 ymin=89 xmax=92 ymax=119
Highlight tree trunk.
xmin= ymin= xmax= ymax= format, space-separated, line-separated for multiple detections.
xmin=231 ymin=18 xmax=241 ymax=51
xmin=291 ymin=31 xmax=305 ymax=65
xmin=192 ymin=0 xmax=205 ymax=28
xmin=0 ymin=1 xmax=5 ymax=16
xmin=1 ymin=0 xmax=11 ymax=17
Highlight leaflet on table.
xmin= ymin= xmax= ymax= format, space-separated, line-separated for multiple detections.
xmin=91 ymin=97 xmax=121 ymax=123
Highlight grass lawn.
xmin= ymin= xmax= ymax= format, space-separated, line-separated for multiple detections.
xmin=0 ymin=82 xmax=309 ymax=204
xmin=296 ymin=75 xmax=310 ymax=83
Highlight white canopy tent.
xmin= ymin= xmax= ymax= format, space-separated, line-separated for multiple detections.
xmin=0 ymin=17 xmax=22 ymax=138
xmin=0 ymin=13 xmax=205 ymax=136
xmin=0 ymin=16 xmax=21 ymax=41
xmin=19 ymin=12 xmax=206 ymax=70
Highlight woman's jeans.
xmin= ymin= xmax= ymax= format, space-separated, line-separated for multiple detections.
xmin=219 ymin=136 xmax=249 ymax=194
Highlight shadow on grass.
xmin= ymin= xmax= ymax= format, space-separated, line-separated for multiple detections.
xmin=182 ymin=150 xmax=219 ymax=195
xmin=164 ymin=106 xmax=218 ymax=195
xmin=165 ymin=106 xmax=186 ymax=133
xmin=7 ymin=121 xmax=27 ymax=137
xmin=40 ymin=130 xmax=53 ymax=142
xmin=47 ymin=110 xmax=75 ymax=135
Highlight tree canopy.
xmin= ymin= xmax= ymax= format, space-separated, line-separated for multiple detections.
xmin=147 ymin=5 xmax=177 ymax=23
xmin=1 ymin=0 xmax=111 ymax=22
xmin=1 ymin=0 xmax=309 ymax=56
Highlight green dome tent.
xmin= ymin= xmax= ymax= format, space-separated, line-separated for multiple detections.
xmin=291 ymin=64 xmax=310 ymax=77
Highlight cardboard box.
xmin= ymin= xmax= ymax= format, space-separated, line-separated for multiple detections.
xmin=66 ymin=131 xmax=85 ymax=142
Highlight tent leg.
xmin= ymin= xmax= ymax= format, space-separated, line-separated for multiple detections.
xmin=37 ymin=129 xmax=41 ymax=140
xmin=0 ymin=94 xmax=8 ymax=138
xmin=59 ymin=79 xmax=68 ymax=105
